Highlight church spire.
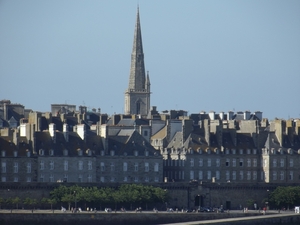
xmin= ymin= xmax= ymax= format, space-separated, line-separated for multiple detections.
xmin=124 ymin=7 xmax=151 ymax=116
xmin=128 ymin=6 xmax=146 ymax=90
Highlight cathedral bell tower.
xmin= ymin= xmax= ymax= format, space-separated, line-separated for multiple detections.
xmin=124 ymin=7 xmax=151 ymax=116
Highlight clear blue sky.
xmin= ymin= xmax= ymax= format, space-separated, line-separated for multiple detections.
xmin=0 ymin=0 xmax=299 ymax=120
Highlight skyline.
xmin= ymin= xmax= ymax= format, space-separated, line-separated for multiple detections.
xmin=0 ymin=1 xmax=299 ymax=120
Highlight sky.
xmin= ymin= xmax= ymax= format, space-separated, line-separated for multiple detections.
xmin=0 ymin=0 xmax=299 ymax=120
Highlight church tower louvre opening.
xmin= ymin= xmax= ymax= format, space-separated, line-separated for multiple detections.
xmin=124 ymin=7 xmax=151 ymax=116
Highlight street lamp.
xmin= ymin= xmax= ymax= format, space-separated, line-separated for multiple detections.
xmin=74 ymin=191 xmax=77 ymax=211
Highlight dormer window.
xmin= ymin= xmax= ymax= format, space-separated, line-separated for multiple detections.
xmin=199 ymin=149 xmax=203 ymax=154
xmin=145 ymin=150 xmax=149 ymax=156
xmin=78 ymin=149 xmax=83 ymax=156
xmin=63 ymin=149 xmax=68 ymax=156
xmin=39 ymin=149 xmax=44 ymax=156
xmin=26 ymin=150 xmax=31 ymax=157
xmin=87 ymin=149 xmax=92 ymax=156
xmin=207 ymin=149 xmax=211 ymax=154
xmin=13 ymin=151 xmax=18 ymax=157
xmin=110 ymin=150 xmax=115 ymax=156
xmin=49 ymin=149 xmax=54 ymax=156
xmin=216 ymin=149 xmax=220 ymax=154
xmin=134 ymin=151 xmax=138 ymax=156
xmin=225 ymin=149 xmax=230 ymax=155
xmin=1 ymin=150 xmax=5 ymax=157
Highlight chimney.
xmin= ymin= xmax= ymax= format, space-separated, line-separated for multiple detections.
xmin=63 ymin=123 xmax=69 ymax=142
xmin=49 ymin=123 xmax=56 ymax=143
xmin=244 ymin=111 xmax=251 ymax=120
xmin=227 ymin=111 xmax=234 ymax=120
xmin=76 ymin=124 xmax=86 ymax=140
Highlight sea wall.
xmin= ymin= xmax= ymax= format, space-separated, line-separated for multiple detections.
xmin=0 ymin=212 xmax=300 ymax=225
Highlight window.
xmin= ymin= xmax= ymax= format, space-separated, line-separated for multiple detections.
xmin=49 ymin=174 xmax=54 ymax=182
xmin=145 ymin=162 xmax=149 ymax=172
xmin=216 ymin=171 xmax=220 ymax=180
xmin=1 ymin=151 xmax=5 ymax=157
xmin=232 ymin=171 xmax=236 ymax=180
xmin=225 ymin=149 xmax=230 ymax=154
xmin=226 ymin=158 xmax=230 ymax=167
xmin=14 ymin=177 xmax=18 ymax=182
xmin=144 ymin=130 xmax=148 ymax=136
xmin=1 ymin=176 xmax=6 ymax=182
xmin=134 ymin=163 xmax=138 ymax=171
xmin=239 ymin=171 xmax=244 ymax=180
xmin=216 ymin=158 xmax=220 ymax=167
xmin=155 ymin=176 xmax=159 ymax=182
xmin=78 ymin=149 xmax=83 ymax=156
xmin=26 ymin=177 xmax=31 ymax=182
xmin=272 ymin=159 xmax=277 ymax=167
xmin=199 ymin=171 xmax=203 ymax=180
xmin=232 ymin=149 xmax=236 ymax=154
xmin=40 ymin=174 xmax=44 ymax=182
xmin=39 ymin=149 xmax=44 ymax=156
xmin=225 ymin=171 xmax=230 ymax=181
xmin=50 ymin=161 xmax=54 ymax=170
xmin=64 ymin=160 xmax=68 ymax=171
xmin=199 ymin=159 xmax=203 ymax=167
xmin=1 ymin=162 xmax=6 ymax=173
xmin=100 ymin=176 xmax=105 ymax=182
xmin=26 ymin=151 xmax=30 ymax=157
xmin=247 ymin=149 xmax=251 ymax=154
xmin=78 ymin=174 xmax=83 ymax=182
xmin=145 ymin=176 xmax=149 ymax=182
xmin=239 ymin=149 xmax=243 ymax=154
xmin=289 ymin=159 xmax=294 ymax=167
xmin=239 ymin=159 xmax=243 ymax=167
xmin=101 ymin=162 xmax=105 ymax=171
xmin=63 ymin=149 xmax=68 ymax=156
xmin=190 ymin=170 xmax=194 ymax=180
xmin=261 ymin=171 xmax=265 ymax=181
xmin=247 ymin=159 xmax=251 ymax=167
xmin=123 ymin=176 xmax=128 ymax=182
xmin=190 ymin=158 xmax=194 ymax=167
xmin=207 ymin=171 xmax=211 ymax=180
xmin=110 ymin=150 xmax=115 ymax=156
xmin=110 ymin=162 xmax=115 ymax=172
xmin=134 ymin=151 xmax=138 ymax=156
xmin=273 ymin=171 xmax=277 ymax=181
xmin=253 ymin=149 xmax=257 ymax=154
xmin=145 ymin=151 xmax=149 ymax=156
xmin=280 ymin=159 xmax=284 ymax=167
xmin=88 ymin=174 xmax=92 ymax=182
xmin=78 ymin=161 xmax=83 ymax=170
xmin=134 ymin=177 xmax=138 ymax=182
xmin=253 ymin=159 xmax=257 ymax=167
xmin=63 ymin=174 xmax=68 ymax=182
xmin=13 ymin=151 xmax=18 ymax=157
xmin=101 ymin=150 xmax=105 ymax=156
xmin=207 ymin=158 xmax=211 ymax=167
xmin=40 ymin=160 xmax=44 ymax=170
xmin=232 ymin=159 xmax=236 ymax=167
xmin=280 ymin=171 xmax=284 ymax=180
xmin=289 ymin=171 xmax=293 ymax=180
xmin=247 ymin=171 xmax=251 ymax=180
xmin=49 ymin=149 xmax=54 ymax=156
xmin=88 ymin=161 xmax=92 ymax=170
xmin=27 ymin=162 xmax=31 ymax=173
xmin=154 ymin=163 xmax=159 ymax=172
xmin=253 ymin=171 xmax=257 ymax=180
xmin=14 ymin=162 xmax=18 ymax=173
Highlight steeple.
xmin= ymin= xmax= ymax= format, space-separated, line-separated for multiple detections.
xmin=124 ymin=7 xmax=151 ymax=116
xmin=128 ymin=7 xmax=146 ymax=90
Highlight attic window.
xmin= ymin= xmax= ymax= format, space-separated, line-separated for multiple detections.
xmin=199 ymin=149 xmax=202 ymax=154
xmin=207 ymin=149 xmax=211 ymax=154
xmin=225 ymin=149 xmax=230 ymax=154
xmin=13 ymin=151 xmax=18 ymax=157
xmin=78 ymin=149 xmax=83 ymax=156
xmin=49 ymin=149 xmax=54 ymax=156
xmin=110 ymin=150 xmax=115 ymax=156
xmin=1 ymin=150 xmax=5 ymax=157
xmin=39 ymin=149 xmax=44 ymax=156
xmin=26 ymin=150 xmax=30 ymax=157
xmin=145 ymin=150 xmax=149 ymax=156
xmin=87 ymin=149 xmax=92 ymax=156
xmin=63 ymin=149 xmax=68 ymax=156
xmin=134 ymin=151 xmax=138 ymax=156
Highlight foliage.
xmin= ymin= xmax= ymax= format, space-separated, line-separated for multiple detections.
xmin=269 ymin=186 xmax=300 ymax=209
